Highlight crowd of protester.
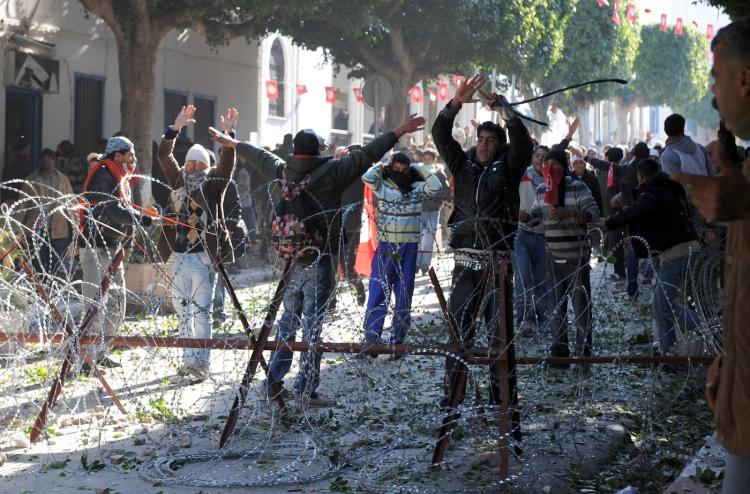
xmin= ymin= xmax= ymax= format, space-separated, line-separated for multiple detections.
xmin=2 ymin=15 xmax=749 ymax=493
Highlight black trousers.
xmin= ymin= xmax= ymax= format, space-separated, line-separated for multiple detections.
xmin=443 ymin=263 xmax=506 ymax=406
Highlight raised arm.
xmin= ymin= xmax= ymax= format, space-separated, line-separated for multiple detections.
xmin=209 ymin=126 xmax=284 ymax=183
xmin=332 ymin=113 xmax=425 ymax=187
xmin=213 ymin=108 xmax=238 ymax=187
xmin=431 ymin=75 xmax=485 ymax=175
xmin=158 ymin=105 xmax=195 ymax=188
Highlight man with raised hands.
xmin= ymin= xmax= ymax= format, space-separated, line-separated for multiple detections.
xmin=209 ymin=112 xmax=425 ymax=407
xmin=432 ymin=74 xmax=533 ymax=408
xmin=157 ymin=105 xmax=238 ymax=382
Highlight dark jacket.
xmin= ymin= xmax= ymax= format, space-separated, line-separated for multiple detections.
xmin=80 ymin=163 xmax=146 ymax=249
xmin=236 ymin=131 xmax=399 ymax=255
xmin=156 ymin=127 xmax=237 ymax=263
xmin=432 ymin=101 xmax=533 ymax=251
xmin=605 ymin=171 xmax=697 ymax=254
xmin=572 ymin=169 xmax=603 ymax=214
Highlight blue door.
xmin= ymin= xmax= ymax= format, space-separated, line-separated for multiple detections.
xmin=4 ymin=88 xmax=43 ymax=179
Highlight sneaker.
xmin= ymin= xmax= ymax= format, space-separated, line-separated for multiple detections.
xmin=263 ymin=384 xmax=290 ymax=402
xmin=294 ymin=392 xmax=333 ymax=408
xmin=174 ymin=362 xmax=209 ymax=383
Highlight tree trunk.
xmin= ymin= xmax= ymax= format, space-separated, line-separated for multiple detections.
xmin=613 ymin=98 xmax=634 ymax=146
xmin=116 ymin=33 xmax=161 ymax=207
xmin=384 ymin=74 xmax=414 ymax=137
xmin=577 ymin=101 xmax=593 ymax=148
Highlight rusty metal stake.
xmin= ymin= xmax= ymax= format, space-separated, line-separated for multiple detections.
xmin=29 ymin=248 xmax=124 ymax=444
xmin=219 ymin=258 xmax=294 ymax=448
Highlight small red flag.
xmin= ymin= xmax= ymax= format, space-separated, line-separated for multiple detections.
xmin=706 ymin=24 xmax=714 ymax=40
xmin=597 ymin=0 xmax=609 ymax=6
xmin=409 ymin=85 xmax=424 ymax=104
xmin=675 ymin=17 xmax=684 ymax=36
xmin=266 ymin=80 xmax=279 ymax=100
xmin=626 ymin=3 xmax=636 ymax=22
xmin=451 ymin=75 xmax=464 ymax=87
xmin=611 ymin=0 xmax=621 ymax=26
xmin=325 ymin=86 xmax=336 ymax=104
xmin=644 ymin=8 xmax=651 ymax=13
xmin=352 ymin=87 xmax=364 ymax=103
xmin=438 ymin=79 xmax=449 ymax=101
xmin=429 ymin=89 xmax=437 ymax=104
xmin=296 ymin=84 xmax=307 ymax=96
xmin=660 ymin=14 xmax=667 ymax=32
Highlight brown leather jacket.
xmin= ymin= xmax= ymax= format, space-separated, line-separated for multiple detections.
xmin=716 ymin=156 xmax=750 ymax=455
xmin=156 ymin=137 xmax=236 ymax=264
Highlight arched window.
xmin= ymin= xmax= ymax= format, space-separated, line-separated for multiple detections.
xmin=269 ymin=39 xmax=285 ymax=118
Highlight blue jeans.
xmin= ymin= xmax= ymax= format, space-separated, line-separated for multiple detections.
xmin=549 ymin=259 xmax=593 ymax=357
xmin=653 ymin=255 xmax=700 ymax=354
xmin=267 ymin=255 xmax=334 ymax=395
xmin=417 ymin=211 xmax=440 ymax=271
xmin=173 ymin=252 xmax=216 ymax=366
xmin=212 ymin=273 xmax=226 ymax=327
xmin=513 ymin=230 xmax=548 ymax=325
xmin=364 ymin=242 xmax=418 ymax=344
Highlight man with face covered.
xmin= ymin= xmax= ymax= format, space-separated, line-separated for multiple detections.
xmin=432 ymin=75 xmax=533 ymax=407
xmin=673 ymin=17 xmax=750 ymax=492
xmin=157 ymin=105 xmax=238 ymax=381
xmin=209 ymin=113 xmax=425 ymax=407
xmin=522 ymin=148 xmax=600 ymax=363
xmin=361 ymin=152 xmax=446 ymax=354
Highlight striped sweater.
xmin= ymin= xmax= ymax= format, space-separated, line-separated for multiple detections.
xmin=362 ymin=163 xmax=446 ymax=243
xmin=529 ymin=176 xmax=600 ymax=261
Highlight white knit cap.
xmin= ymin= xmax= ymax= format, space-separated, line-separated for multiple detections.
xmin=185 ymin=144 xmax=210 ymax=166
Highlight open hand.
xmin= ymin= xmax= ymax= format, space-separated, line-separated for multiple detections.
xmin=221 ymin=107 xmax=239 ymax=134
xmin=208 ymin=127 xmax=239 ymax=149
xmin=451 ymin=75 xmax=485 ymax=109
xmin=566 ymin=117 xmax=580 ymax=141
xmin=174 ymin=105 xmax=196 ymax=132
xmin=395 ymin=113 xmax=426 ymax=137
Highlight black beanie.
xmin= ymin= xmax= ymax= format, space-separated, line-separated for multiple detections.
xmin=293 ymin=129 xmax=325 ymax=156
xmin=545 ymin=148 xmax=568 ymax=169
xmin=605 ymin=147 xmax=624 ymax=163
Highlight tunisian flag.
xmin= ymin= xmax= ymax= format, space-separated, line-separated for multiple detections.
xmin=354 ymin=186 xmax=378 ymax=277
xmin=438 ymin=79 xmax=449 ymax=101
xmin=325 ymin=86 xmax=336 ymax=103
xmin=266 ymin=80 xmax=279 ymax=100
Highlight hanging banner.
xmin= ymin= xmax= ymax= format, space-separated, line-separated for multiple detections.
xmin=597 ymin=0 xmax=609 ymax=6
xmin=612 ymin=0 xmax=621 ymax=26
xmin=438 ymin=80 xmax=449 ymax=101
xmin=353 ymin=87 xmax=365 ymax=103
xmin=429 ymin=89 xmax=437 ymax=104
xmin=626 ymin=3 xmax=636 ymax=22
xmin=451 ymin=75 xmax=464 ymax=87
xmin=296 ymin=84 xmax=308 ymax=96
xmin=409 ymin=85 xmax=424 ymax=104
xmin=266 ymin=80 xmax=279 ymax=100
xmin=325 ymin=86 xmax=336 ymax=104
xmin=706 ymin=24 xmax=714 ymax=40
xmin=660 ymin=14 xmax=668 ymax=32
xmin=675 ymin=17 xmax=684 ymax=36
